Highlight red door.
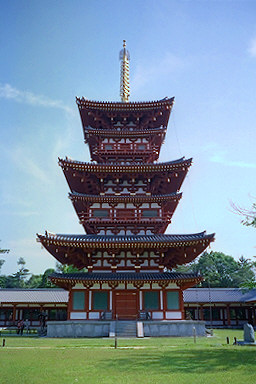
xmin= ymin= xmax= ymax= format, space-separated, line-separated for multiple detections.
xmin=115 ymin=291 xmax=138 ymax=320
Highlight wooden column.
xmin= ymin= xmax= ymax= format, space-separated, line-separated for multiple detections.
xmin=67 ymin=290 xmax=72 ymax=320
xmin=179 ymin=290 xmax=185 ymax=320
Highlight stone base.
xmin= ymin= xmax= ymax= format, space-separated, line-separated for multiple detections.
xmin=236 ymin=341 xmax=256 ymax=346
xmin=143 ymin=320 xmax=206 ymax=337
xmin=47 ymin=320 xmax=206 ymax=338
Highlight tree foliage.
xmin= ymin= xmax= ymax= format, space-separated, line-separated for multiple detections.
xmin=175 ymin=251 xmax=255 ymax=288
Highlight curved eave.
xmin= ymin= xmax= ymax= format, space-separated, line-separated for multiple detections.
xmin=37 ymin=232 xmax=215 ymax=249
xmin=49 ymin=272 xmax=202 ymax=285
xmin=76 ymin=97 xmax=175 ymax=111
xmin=37 ymin=232 xmax=214 ymax=270
xmin=69 ymin=191 xmax=182 ymax=204
xmin=58 ymin=157 xmax=192 ymax=173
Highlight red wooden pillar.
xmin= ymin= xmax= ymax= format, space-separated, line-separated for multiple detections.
xmin=162 ymin=288 xmax=166 ymax=320
xmin=179 ymin=290 xmax=185 ymax=320
xmin=67 ymin=289 xmax=72 ymax=320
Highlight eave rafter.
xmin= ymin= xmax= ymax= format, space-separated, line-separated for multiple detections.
xmin=59 ymin=157 xmax=192 ymax=194
xmin=37 ymin=232 xmax=215 ymax=270
xmin=59 ymin=157 xmax=191 ymax=174
xmin=69 ymin=191 xmax=182 ymax=204
xmin=49 ymin=271 xmax=203 ymax=291
xmin=76 ymin=97 xmax=175 ymax=133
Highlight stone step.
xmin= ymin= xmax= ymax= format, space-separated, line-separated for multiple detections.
xmin=115 ymin=321 xmax=137 ymax=337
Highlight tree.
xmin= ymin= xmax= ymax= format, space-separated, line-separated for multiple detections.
xmin=231 ymin=200 xmax=256 ymax=227
xmin=39 ymin=268 xmax=56 ymax=288
xmin=8 ymin=257 xmax=30 ymax=288
xmin=231 ymin=200 xmax=256 ymax=288
xmin=0 ymin=241 xmax=9 ymax=274
xmin=55 ymin=262 xmax=87 ymax=273
xmin=175 ymin=251 xmax=256 ymax=288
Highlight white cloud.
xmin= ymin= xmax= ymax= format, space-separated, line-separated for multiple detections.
xmin=210 ymin=154 xmax=256 ymax=169
xmin=248 ymin=37 xmax=256 ymax=57
xmin=1 ymin=145 xmax=50 ymax=184
xmin=0 ymin=83 xmax=75 ymax=115
xmin=131 ymin=53 xmax=185 ymax=92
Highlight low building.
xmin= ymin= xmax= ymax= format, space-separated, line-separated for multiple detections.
xmin=0 ymin=288 xmax=255 ymax=328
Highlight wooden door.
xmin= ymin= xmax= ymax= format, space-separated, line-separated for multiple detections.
xmin=115 ymin=291 xmax=138 ymax=320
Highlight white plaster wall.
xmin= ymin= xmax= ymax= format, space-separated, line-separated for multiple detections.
xmin=70 ymin=312 xmax=87 ymax=320
xmin=166 ymin=283 xmax=178 ymax=288
xmin=151 ymin=284 xmax=161 ymax=289
xmin=73 ymin=283 xmax=86 ymax=289
xmin=88 ymin=312 xmax=100 ymax=319
xmin=101 ymin=284 xmax=111 ymax=290
xmin=166 ymin=311 xmax=182 ymax=320
xmin=91 ymin=203 xmax=101 ymax=208
xmin=152 ymin=312 xmax=164 ymax=320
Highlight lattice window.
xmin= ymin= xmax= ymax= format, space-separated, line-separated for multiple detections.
xmin=166 ymin=291 xmax=179 ymax=310
xmin=144 ymin=291 xmax=159 ymax=310
xmin=93 ymin=292 xmax=108 ymax=310
xmin=72 ymin=291 xmax=85 ymax=310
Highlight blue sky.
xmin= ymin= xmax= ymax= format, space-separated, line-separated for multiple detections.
xmin=0 ymin=0 xmax=256 ymax=275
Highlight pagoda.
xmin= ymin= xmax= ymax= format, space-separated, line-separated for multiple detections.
xmin=37 ymin=41 xmax=214 ymax=330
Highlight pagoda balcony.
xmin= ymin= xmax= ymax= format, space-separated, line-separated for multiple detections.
xmin=78 ymin=211 xmax=173 ymax=223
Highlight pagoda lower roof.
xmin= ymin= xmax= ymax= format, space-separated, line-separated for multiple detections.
xmin=50 ymin=272 xmax=202 ymax=284
xmin=59 ymin=157 xmax=192 ymax=173
xmin=37 ymin=232 xmax=214 ymax=249
xmin=69 ymin=191 xmax=182 ymax=203
xmin=76 ymin=97 xmax=174 ymax=112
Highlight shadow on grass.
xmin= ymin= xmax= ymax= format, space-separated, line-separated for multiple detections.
xmin=99 ymin=348 xmax=256 ymax=374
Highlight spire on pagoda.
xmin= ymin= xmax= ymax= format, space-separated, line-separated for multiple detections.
xmin=119 ymin=40 xmax=130 ymax=102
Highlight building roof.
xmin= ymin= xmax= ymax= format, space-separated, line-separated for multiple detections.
xmin=58 ymin=157 xmax=192 ymax=173
xmin=69 ymin=191 xmax=182 ymax=204
xmin=84 ymin=126 xmax=167 ymax=137
xmin=37 ymin=231 xmax=214 ymax=247
xmin=0 ymin=289 xmax=68 ymax=303
xmin=76 ymin=97 xmax=175 ymax=111
xmin=1 ymin=288 xmax=256 ymax=305
xmin=49 ymin=272 xmax=202 ymax=289
xmin=184 ymin=288 xmax=256 ymax=303
xmin=50 ymin=271 xmax=200 ymax=282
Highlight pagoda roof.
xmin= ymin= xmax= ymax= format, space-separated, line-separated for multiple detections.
xmin=84 ymin=126 xmax=166 ymax=138
xmin=37 ymin=231 xmax=214 ymax=249
xmin=50 ymin=271 xmax=202 ymax=284
xmin=76 ymin=97 xmax=174 ymax=112
xmin=59 ymin=157 xmax=192 ymax=174
xmin=69 ymin=191 xmax=182 ymax=204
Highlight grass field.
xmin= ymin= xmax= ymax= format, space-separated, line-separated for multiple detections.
xmin=0 ymin=329 xmax=255 ymax=384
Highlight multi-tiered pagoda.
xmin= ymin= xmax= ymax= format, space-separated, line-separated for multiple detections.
xmin=37 ymin=42 xmax=214 ymax=332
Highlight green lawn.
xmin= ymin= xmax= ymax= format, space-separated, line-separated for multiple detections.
xmin=0 ymin=330 xmax=255 ymax=384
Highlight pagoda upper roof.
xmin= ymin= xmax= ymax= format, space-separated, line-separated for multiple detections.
xmin=37 ymin=231 xmax=214 ymax=249
xmin=84 ymin=126 xmax=166 ymax=137
xmin=69 ymin=191 xmax=182 ymax=203
xmin=59 ymin=157 xmax=192 ymax=174
xmin=76 ymin=97 xmax=174 ymax=112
